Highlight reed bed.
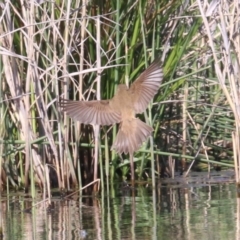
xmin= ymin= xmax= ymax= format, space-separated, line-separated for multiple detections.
xmin=0 ymin=0 xmax=238 ymax=195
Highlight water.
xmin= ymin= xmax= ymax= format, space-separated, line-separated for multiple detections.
xmin=1 ymin=171 xmax=238 ymax=240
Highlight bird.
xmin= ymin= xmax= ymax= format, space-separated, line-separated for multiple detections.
xmin=60 ymin=58 xmax=163 ymax=180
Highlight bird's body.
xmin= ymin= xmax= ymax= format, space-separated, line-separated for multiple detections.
xmin=60 ymin=59 xmax=163 ymax=155
xmin=110 ymin=84 xmax=134 ymax=120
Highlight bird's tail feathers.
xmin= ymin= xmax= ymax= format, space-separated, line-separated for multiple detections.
xmin=112 ymin=118 xmax=153 ymax=154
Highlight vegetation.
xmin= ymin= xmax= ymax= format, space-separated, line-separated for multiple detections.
xmin=0 ymin=0 xmax=239 ymax=196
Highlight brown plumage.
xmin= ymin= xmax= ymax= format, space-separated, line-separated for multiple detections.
xmin=60 ymin=58 xmax=163 ymax=154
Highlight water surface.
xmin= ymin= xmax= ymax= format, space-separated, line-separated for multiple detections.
xmin=0 ymin=171 xmax=238 ymax=240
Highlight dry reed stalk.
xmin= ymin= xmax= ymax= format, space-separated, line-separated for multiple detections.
xmin=0 ymin=31 xmax=45 ymax=189
xmin=197 ymin=0 xmax=240 ymax=182
xmin=232 ymin=132 xmax=239 ymax=183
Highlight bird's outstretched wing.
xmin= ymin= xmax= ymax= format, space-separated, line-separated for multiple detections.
xmin=59 ymin=98 xmax=121 ymax=125
xmin=129 ymin=59 xmax=163 ymax=113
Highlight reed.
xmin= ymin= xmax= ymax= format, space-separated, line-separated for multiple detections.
xmin=0 ymin=0 xmax=238 ymax=195
xmin=196 ymin=0 xmax=240 ymax=182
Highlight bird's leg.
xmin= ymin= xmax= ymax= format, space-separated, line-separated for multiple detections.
xmin=93 ymin=125 xmax=100 ymax=192
xmin=130 ymin=153 xmax=135 ymax=184
xmin=119 ymin=153 xmax=124 ymax=163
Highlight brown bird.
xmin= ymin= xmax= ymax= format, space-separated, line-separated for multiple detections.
xmin=60 ymin=59 xmax=163 ymax=179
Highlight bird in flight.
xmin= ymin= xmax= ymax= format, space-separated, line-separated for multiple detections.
xmin=60 ymin=59 xmax=163 ymax=180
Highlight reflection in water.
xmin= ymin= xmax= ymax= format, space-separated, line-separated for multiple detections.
xmin=0 ymin=171 xmax=238 ymax=239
